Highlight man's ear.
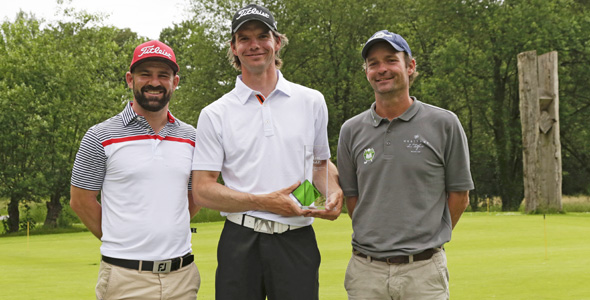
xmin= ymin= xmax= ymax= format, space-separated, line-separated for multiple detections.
xmin=274 ymin=35 xmax=281 ymax=51
xmin=173 ymin=74 xmax=180 ymax=89
xmin=125 ymin=72 xmax=134 ymax=89
xmin=407 ymin=58 xmax=416 ymax=76
xmin=231 ymin=41 xmax=238 ymax=56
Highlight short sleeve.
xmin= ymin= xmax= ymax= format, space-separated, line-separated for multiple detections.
xmin=313 ymin=92 xmax=331 ymax=160
xmin=192 ymin=108 xmax=224 ymax=172
xmin=444 ymin=115 xmax=474 ymax=191
xmin=337 ymin=122 xmax=359 ymax=197
xmin=71 ymin=127 xmax=107 ymax=190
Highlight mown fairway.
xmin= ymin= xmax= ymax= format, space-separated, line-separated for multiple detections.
xmin=1 ymin=213 xmax=589 ymax=299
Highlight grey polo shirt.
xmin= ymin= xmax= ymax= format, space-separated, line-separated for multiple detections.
xmin=337 ymin=98 xmax=474 ymax=258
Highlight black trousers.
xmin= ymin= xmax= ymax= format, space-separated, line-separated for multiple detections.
xmin=215 ymin=219 xmax=321 ymax=300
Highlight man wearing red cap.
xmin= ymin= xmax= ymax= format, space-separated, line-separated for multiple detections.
xmin=70 ymin=40 xmax=200 ymax=300
xmin=192 ymin=3 xmax=343 ymax=300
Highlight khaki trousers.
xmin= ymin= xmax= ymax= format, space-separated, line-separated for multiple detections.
xmin=96 ymin=260 xmax=200 ymax=300
xmin=344 ymin=250 xmax=449 ymax=300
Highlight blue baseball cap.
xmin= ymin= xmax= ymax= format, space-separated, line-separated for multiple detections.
xmin=361 ymin=30 xmax=412 ymax=59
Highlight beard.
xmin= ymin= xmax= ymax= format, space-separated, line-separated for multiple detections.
xmin=133 ymin=84 xmax=172 ymax=112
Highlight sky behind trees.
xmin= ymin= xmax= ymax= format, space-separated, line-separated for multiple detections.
xmin=1 ymin=0 xmax=192 ymax=39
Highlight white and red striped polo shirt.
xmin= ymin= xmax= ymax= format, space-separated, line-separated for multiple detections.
xmin=71 ymin=102 xmax=196 ymax=260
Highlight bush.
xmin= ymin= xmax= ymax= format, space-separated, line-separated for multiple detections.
xmin=19 ymin=203 xmax=37 ymax=231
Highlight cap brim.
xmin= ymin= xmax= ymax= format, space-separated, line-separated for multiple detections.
xmin=362 ymin=39 xmax=406 ymax=59
xmin=130 ymin=57 xmax=179 ymax=73
xmin=233 ymin=19 xmax=276 ymax=33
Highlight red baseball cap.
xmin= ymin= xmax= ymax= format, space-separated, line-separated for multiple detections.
xmin=129 ymin=40 xmax=179 ymax=73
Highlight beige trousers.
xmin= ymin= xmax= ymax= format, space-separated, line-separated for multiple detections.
xmin=344 ymin=250 xmax=449 ymax=300
xmin=96 ymin=260 xmax=200 ymax=300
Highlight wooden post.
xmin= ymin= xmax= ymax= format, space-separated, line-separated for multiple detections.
xmin=517 ymin=50 xmax=562 ymax=213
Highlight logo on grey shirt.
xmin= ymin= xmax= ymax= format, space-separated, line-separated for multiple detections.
xmin=404 ymin=135 xmax=428 ymax=153
xmin=363 ymin=148 xmax=375 ymax=164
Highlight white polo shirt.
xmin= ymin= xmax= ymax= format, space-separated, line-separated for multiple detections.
xmin=71 ymin=102 xmax=196 ymax=260
xmin=192 ymin=71 xmax=330 ymax=226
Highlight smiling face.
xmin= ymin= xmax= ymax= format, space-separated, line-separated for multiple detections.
xmin=365 ymin=42 xmax=415 ymax=96
xmin=126 ymin=60 xmax=179 ymax=112
xmin=231 ymin=20 xmax=280 ymax=75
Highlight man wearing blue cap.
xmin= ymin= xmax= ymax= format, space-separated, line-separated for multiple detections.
xmin=337 ymin=30 xmax=474 ymax=299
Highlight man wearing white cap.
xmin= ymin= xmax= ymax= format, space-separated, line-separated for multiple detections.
xmin=337 ymin=30 xmax=474 ymax=299
xmin=71 ymin=40 xmax=200 ymax=300
xmin=192 ymin=3 xmax=343 ymax=300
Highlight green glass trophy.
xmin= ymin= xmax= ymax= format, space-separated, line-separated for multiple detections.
xmin=292 ymin=145 xmax=330 ymax=209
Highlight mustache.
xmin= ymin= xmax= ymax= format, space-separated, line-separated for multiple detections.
xmin=141 ymin=85 xmax=167 ymax=94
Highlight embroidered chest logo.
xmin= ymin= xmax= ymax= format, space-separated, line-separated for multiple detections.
xmin=404 ymin=135 xmax=429 ymax=153
xmin=363 ymin=148 xmax=375 ymax=164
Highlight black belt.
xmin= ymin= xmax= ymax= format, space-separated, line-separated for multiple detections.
xmin=102 ymin=253 xmax=194 ymax=274
xmin=353 ymin=248 xmax=439 ymax=264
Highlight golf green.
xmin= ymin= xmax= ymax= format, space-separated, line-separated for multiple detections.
xmin=1 ymin=213 xmax=588 ymax=299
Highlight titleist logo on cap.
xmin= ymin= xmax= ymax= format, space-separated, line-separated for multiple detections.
xmin=138 ymin=45 xmax=173 ymax=59
xmin=236 ymin=7 xmax=270 ymax=20
xmin=369 ymin=31 xmax=394 ymax=41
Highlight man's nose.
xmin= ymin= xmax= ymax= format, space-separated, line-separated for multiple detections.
xmin=148 ymin=75 xmax=162 ymax=86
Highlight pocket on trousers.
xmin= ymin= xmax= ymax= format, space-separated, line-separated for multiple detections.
xmin=344 ymin=255 xmax=371 ymax=296
xmin=191 ymin=264 xmax=201 ymax=295
xmin=343 ymin=255 xmax=355 ymax=292
xmin=95 ymin=262 xmax=114 ymax=300
xmin=430 ymin=251 xmax=450 ymax=298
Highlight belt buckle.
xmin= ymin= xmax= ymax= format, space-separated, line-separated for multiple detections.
xmin=153 ymin=260 xmax=172 ymax=273
xmin=253 ymin=219 xmax=274 ymax=234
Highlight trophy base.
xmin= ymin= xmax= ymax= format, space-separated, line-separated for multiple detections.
xmin=302 ymin=206 xmax=325 ymax=210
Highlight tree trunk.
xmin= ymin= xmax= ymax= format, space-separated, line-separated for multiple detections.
xmin=491 ymin=57 xmax=515 ymax=211
xmin=7 ymin=197 xmax=20 ymax=233
xmin=469 ymin=192 xmax=479 ymax=212
xmin=44 ymin=192 xmax=63 ymax=228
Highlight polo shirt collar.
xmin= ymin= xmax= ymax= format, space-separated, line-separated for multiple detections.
xmin=369 ymin=97 xmax=421 ymax=127
xmin=234 ymin=70 xmax=292 ymax=105
xmin=120 ymin=101 xmax=177 ymax=127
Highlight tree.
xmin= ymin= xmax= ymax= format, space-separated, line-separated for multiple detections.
xmin=276 ymin=0 xmax=391 ymax=153
xmin=38 ymin=13 xmax=138 ymax=228
xmin=181 ymin=0 xmax=413 ymax=154
xmin=3 ymin=0 xmax=590 ymax=226
xmin=177 ymin=0 xmax=590 ymax=211
xmin=0 ymin=10 xmax=137 ymax=231
xmin=159 ymin=19 xmax=235 ymax=125
xmin=0 ymin=13 xmax=47 ymax=232
xmin=557 ymin=1 xmax=590 ymax=194
xmin=410 ymin=0 xmax=581 ymax=210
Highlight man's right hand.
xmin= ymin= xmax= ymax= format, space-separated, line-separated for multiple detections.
xmin=194 ymin=171 xmax=306 ymax=216
xmin=260 ymin=182 xmax=306 ymax=217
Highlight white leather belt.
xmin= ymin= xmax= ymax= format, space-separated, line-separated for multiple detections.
xmin=226 ymin=214 xmax=305 ymax=234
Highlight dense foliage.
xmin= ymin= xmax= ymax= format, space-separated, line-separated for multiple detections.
xmin=2 ymin=0 xmax=590 ymax=232
xmin=0 ymin=10 xmax=139 ymax=232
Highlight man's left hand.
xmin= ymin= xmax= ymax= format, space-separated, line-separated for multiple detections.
xmin=304 ymin=190 xmax=343 ymax=221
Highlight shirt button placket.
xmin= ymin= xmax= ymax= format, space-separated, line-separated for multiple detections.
xmin=384 ymin=123 xmax=395 ymax=157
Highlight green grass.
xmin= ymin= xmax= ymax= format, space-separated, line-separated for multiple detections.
xmin=448 ymin=212 xmax=590 ymax=300
xmin=1 ymin=213 xmax=589 ymax=299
